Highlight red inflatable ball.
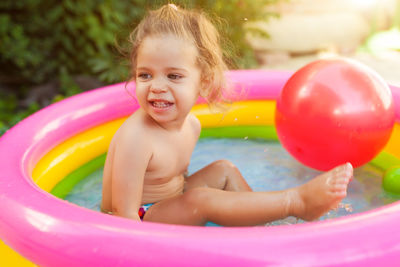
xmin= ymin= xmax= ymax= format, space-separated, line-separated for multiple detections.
xmin=275 ymin=58 xmax=395 ymax=171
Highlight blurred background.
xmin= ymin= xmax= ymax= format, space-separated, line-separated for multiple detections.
xmin=1 ymin=0 xmax=399 ymax=136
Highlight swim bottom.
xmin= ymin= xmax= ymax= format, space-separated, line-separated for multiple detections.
xmin=138 ymin=203 xmax=154 ymax=221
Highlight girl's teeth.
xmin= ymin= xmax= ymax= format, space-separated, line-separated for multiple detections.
xmin=152 ymin=101 xmax=171 ymax=108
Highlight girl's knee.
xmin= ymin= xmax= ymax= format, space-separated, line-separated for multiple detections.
xmin=212 ymin=159 xmax=239 ymax=175
xmin=211 ymin=159 xmax=251 ymax=192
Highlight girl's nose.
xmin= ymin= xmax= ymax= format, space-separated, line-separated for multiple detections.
xmin=150 ymin=80 xmax=167 ymax=93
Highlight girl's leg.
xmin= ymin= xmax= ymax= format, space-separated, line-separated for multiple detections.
xmin=184 ymin=159 xmax=252 ymax=192
xmin=144 ymin=163 xmax=353 ymax=226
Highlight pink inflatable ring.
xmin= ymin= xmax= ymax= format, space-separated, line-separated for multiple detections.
xmin=0 ymin=70 xmax=400 ymax=266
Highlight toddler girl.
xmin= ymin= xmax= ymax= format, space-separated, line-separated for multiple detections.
xmin=101 ymin=4 xmax=353 ymax=226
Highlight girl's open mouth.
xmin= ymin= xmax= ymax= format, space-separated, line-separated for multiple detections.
xmin=150 ymin=100 xmax=173 ymax=109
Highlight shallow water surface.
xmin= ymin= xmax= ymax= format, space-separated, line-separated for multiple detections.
xmin=65 ymin=138 xmax=398 ymax=225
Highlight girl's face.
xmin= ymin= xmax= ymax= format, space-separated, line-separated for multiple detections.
xmin=135 ymin=34 xmax=203 ymax=128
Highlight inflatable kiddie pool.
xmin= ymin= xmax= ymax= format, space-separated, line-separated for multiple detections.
xmin=0 ymin=70 xmax=400 ymax=266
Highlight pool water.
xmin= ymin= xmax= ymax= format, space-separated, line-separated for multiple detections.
xmin=64 ymin=138 xmax=398 ymax=226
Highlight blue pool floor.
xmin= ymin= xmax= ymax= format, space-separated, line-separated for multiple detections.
xmin=65 ymin=138 xmax=398 ymax=226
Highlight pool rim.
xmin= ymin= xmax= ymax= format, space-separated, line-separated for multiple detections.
xmin=1 ymin=69 xmax=400 ymax=266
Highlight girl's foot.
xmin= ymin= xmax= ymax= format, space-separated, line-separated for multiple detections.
xmin=288 ymin=162 xmax=353 ymax=221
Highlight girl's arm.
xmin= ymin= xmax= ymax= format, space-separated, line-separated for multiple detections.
xmin=111 ymin=128 xmax=152 ymax=221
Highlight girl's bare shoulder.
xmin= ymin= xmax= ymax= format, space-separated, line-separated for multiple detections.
xmin=113 ymin=109 xmax=154 ymax=147
xmin=188 ymin=113 xmax=201 ymax=136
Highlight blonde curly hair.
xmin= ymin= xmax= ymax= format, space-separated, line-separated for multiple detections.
xmin=128 ymin=4 xmax=229 ymax=104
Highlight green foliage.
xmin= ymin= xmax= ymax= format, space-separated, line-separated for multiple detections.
xmin=0 ymin=0 xmax=280 ymax=135
xmin=0 ymin=92 xmax=40 ymax=136
xmin=0 ymin=0 xmax=148 ymax=87
xmin=1 ymin=0 xmax=279 ymax=87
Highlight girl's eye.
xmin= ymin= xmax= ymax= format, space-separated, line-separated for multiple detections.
xmin=138 ymin=73 xmax=151 ymax=80
xmin=168 ymin=73 xmax=183 ymax=80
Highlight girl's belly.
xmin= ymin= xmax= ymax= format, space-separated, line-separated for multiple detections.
xmin=142 ymin=175 xmax=185 ymax=204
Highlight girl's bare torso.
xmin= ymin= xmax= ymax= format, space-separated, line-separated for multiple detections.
xmin=101 ymin=110 xmax=200 ymax=213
